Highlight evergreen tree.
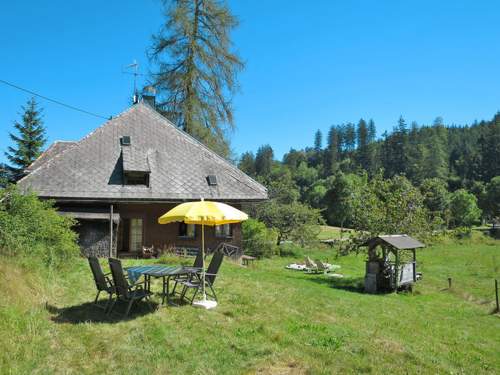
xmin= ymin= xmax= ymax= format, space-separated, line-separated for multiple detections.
xmin=387 ymin=116 xmax=409 ymax=176
xmin=149 ymin=0 xmax=244 ymax=157
xmin=255 ymin=145 xmax=274 ymax=176
xmin=367 ymin=119 xmax=376 ymax=143
xmin=406 ymin=121 xmax=425 ymax=184
xmin=326 ymin=125 xmax=339 ymax=174
xmin=356 ymin=119 xmax=369 ymax=170
xmin=422 ymin=125 xmax=448 ymax=180
xmin=344 ymin=123 xmax=356 ymax=152
xmin=314 ymin=129 xmax=322 ymax=152
xmin=5 ymin=98 xmax=46 ymax=181
xmin=238 ymin=151 xmax=256 ymax=177
xmin=336 ymin=124 xmax=346 ymax=155
xmin=479 ymin=112 xmax=500 ymax=181
xmin=0 ymin=163 xmax=12 ymax=188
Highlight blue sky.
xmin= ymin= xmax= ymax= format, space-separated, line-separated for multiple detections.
xmin=1 ymin=0 xmax=500 ymax=163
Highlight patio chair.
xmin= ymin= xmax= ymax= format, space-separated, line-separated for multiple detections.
xmin=107 ymin=258 xmax=154 ymax=317
xmin=304 ymin=256 xmax=320 ymax=273
xmin=315 ymin=259 xmax=332 ymax=273
xmin=179 ymin=251 xmax=224 ymax=304
xmin=88 ymin=256 xmax=115 ymax=312
xmin=171 ymin=251 xmax=204 ymax=296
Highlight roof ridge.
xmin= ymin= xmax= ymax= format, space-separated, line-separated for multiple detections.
xmin=138 ymin=102 xmax=267 ymax=194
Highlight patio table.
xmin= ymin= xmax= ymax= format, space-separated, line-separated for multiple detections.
xmin=127 ymin=265 xmax=199 ymax=306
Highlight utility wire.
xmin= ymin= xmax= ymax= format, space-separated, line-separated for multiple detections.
xmin=0 ymin=78 xmax=110 ymax=120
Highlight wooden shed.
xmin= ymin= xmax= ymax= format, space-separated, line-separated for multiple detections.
xmin=362 ymin=235 xmax=425 ymax=293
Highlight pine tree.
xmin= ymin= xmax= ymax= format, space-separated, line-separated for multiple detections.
xmin=314 ymin=129 xmax=323 ymax=152
xmin=149 ymin=0 xmax=244 ymax=157
xmin=238 ymin=151 xmax=256 ymax=177
xmin=344 ymin=123 xmax=356 ymax=152
xmin=368 ymin=119 xmax=376 ymax=143
xmin=356 ymin=119 xmax=369 ymax=170
xmin=480 ymin=112 xmax=500 ymax=181
xmin=422 ymin=123 xmax=448 ymax=180
xmin=0 ymin=163 xmax=12 ymax=187
xmin=5 ymin=98 xmax=46 ymax=181
xmin=390 ymin=116 xmax=409 ymax=176
xmin=406 ymin=121 xmax=425 ymax=184
xmin=326 ymin=125 xmax=339 ymax=174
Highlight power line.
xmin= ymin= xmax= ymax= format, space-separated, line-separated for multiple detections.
xmin=0 ymin=78 xmax=110 ymax=120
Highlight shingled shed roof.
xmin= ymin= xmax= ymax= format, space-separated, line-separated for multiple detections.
xmin=363 ymin=235 xmax=425 ymax=250
xmin=18 ymin=103 xmax=268 ymax=202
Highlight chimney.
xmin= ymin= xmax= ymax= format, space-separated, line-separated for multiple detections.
xmin=142 ymin=85 xmax=156 ymax=108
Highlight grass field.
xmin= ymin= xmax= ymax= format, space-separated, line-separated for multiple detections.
xmin=1 ymin=238 xmax=499 ymax=374
xmin=317 ymin=225 xmax=353 ymax=240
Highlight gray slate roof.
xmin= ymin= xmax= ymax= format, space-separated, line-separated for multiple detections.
xmin=25 ymin=141 xmax=77 ymax=173
xmin=18 ymin=103 xmax=268 ymax=202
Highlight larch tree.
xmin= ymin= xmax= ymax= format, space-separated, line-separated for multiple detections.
xmin=5 ymin=98 xmax=46 ymax=181
xmin=149 ymin=0 xmax=244 ymax=157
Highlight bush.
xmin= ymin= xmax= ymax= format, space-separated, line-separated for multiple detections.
xmin=256 ymin=201 xmax=324 ymax=245
xmin=242 ymin=219 xmax=278 ymax=258
xmin=449 ymin=189 xmax=482 ymax=228
xmin=0 ymin=186 xmax=79 ymax=268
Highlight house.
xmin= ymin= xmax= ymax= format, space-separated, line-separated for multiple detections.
xmin=18 ymin=101 xmax=268 ymax=258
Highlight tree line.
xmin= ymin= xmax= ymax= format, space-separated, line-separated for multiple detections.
xmin=239 ymin=113 xmax=500 ymax=238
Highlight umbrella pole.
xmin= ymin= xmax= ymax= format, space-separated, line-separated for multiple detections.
xmin=201 ymin=223 xmax=207 ymax=301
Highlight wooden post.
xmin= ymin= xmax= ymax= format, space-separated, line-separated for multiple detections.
xmin=495 ymin=279 xmax=499 ymax=313
xmin=412 ymin=249 xmax=417 ymax=282
xmin=109 ymin=204 xmax=114 ymax=258
xmin=395 ymin=249 xmax=400 ymax=289
xmin=448 ymin=277 xmax=452 ymax=289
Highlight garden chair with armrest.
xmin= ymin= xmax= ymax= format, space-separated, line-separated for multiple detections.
xmin=179 ymin=251 xmax=224 ymax=304
xmin=88 ymin=256 xmax=115 ymax=312
xmin=108 ymin=258 xmax=154 ymax=317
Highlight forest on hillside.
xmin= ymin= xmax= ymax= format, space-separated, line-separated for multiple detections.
xmin=238 ymin=112 xmax=500 ymax=235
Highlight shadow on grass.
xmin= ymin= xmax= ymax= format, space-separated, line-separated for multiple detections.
xmin=46 ymin=299 xmax=158 ymax=324
xmin=307 ymin=275 xmax=366 ymax=294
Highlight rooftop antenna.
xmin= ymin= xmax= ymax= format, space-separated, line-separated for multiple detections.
xmin=122 ymin=59 xmax=145 ymax=104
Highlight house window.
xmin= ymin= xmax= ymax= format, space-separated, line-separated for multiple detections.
xmin=129 ymin=218 xmax=143 ymax=252
xmin=124 ymin=172 xmax=149 ymax=186
xmin=215 ymin=224 xmax=232 ymax=238
xmin=178 ymin=223 xmax=196 ymax=238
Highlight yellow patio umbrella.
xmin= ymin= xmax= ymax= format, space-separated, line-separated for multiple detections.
xmin=158 ymin=199 xmax=248 ymax=309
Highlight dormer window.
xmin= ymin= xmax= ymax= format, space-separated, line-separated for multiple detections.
xmin=124 ymin=171 xmax=149 ymax=186
xmin=207 ymin=175 xmax=217 ymax=186
xmin=120 ymin=136 xmax=150 ymax=187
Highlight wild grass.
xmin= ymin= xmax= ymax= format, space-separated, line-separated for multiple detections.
xmin=1 ymin=238 xmax=499 ymax=374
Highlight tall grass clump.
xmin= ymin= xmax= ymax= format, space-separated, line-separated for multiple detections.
xmin=0 ymin=186 xmax=79 ymax=268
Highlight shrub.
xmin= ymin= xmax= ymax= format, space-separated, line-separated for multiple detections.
xmin=242 ymin=219 xmax=278 ymax=258
xmin=256 ymin=201 xmax=324 ymax=245
xmin=449 ymin=189 xmax=482 ymax=228
xmin=0 ymin=186 xmax=79 ymax=268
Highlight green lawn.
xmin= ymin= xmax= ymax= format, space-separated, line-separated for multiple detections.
xmin=1 ymin=239 xmax=499 ymax=374
xmin=317 ymin=225 xmax=353 ymax=240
